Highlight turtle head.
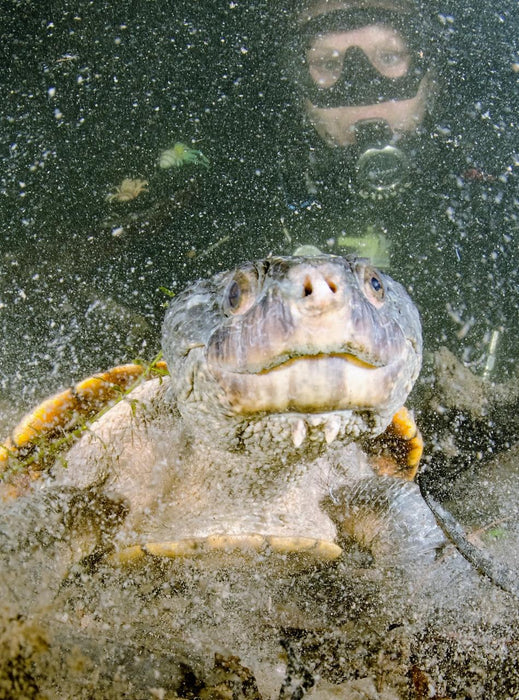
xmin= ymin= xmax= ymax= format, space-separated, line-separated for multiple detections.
xmin=162 ymin=254 xmax=421 ymax=449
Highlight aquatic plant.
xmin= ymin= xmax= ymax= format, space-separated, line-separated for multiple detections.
xmin=337 ymin=227 xmax=390 ymax=269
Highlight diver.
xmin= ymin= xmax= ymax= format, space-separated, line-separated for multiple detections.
xmin=272 ymin=0 xmax=518 ymax=380
xmin=276 ymin=0 xmax=440 ymax=264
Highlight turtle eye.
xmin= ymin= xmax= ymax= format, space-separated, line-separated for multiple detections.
xmin=357 ymin=262 xmax=385 ymax=307
xmin=223 ymin=265 xmax=259 ymax=315
xmin=226 ymin=280 xmax=241 ymax=309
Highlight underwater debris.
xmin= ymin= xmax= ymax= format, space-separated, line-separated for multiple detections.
xmin=159 ymin=142 xmax=209 ymax=170
xmin=106 ymin=178 xmax=149 ymax=203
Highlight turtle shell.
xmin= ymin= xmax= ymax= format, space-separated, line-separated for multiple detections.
xmin=0 ymin=359 xmax=168 ymax=500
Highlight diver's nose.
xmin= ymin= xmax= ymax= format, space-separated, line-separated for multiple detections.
xmin=291 ymin=264 xmax=342 ymax=312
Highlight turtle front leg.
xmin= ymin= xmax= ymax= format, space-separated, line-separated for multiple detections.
xmin=325 ymin=475 xmax=446 ymax=576
xmin=0 ymin=486 xmax=128 ymax=611
xmin=325 ymin=408 xmax=443 ymax=571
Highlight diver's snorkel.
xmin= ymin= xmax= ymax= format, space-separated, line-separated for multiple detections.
xmin=299 ymin=118 xmax=415 ymax=204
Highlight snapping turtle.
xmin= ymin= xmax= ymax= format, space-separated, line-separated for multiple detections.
xmin=1 ymin=254 xmax=425 ymax=564
xmin=1 ymin=254 xmax=517 ymax=698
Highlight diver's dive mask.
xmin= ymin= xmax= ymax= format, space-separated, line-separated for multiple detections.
xmin=300 ymin=9 xmax=426 ymax=108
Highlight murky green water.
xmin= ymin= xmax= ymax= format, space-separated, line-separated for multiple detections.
xmin=1 ymin=0 xmax=518 ymax=405
xmin=1 ymin=1 xmax=518 ymax=697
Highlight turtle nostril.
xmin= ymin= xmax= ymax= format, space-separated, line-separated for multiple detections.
xmin=301 ymin=274 xmax=338 ymax=298
xmin=303 ymin=276 xmax=313 ymax=296
xmin=327 ymin=278 xmax=337 ymax=293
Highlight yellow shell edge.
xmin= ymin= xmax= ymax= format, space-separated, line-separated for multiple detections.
xmin=111 ymin=535 xmax=343 ymax=565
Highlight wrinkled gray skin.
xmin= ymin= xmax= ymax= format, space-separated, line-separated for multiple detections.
xmin=0 ymin=255 xmax=518 ymax=699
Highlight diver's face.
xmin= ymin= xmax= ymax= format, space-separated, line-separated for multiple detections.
xmin=305 ymin=24 xmax=429 ymax=146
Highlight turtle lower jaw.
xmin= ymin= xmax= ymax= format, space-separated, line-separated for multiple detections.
xmin=210 ymin=355 xmax=406 ymax=420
